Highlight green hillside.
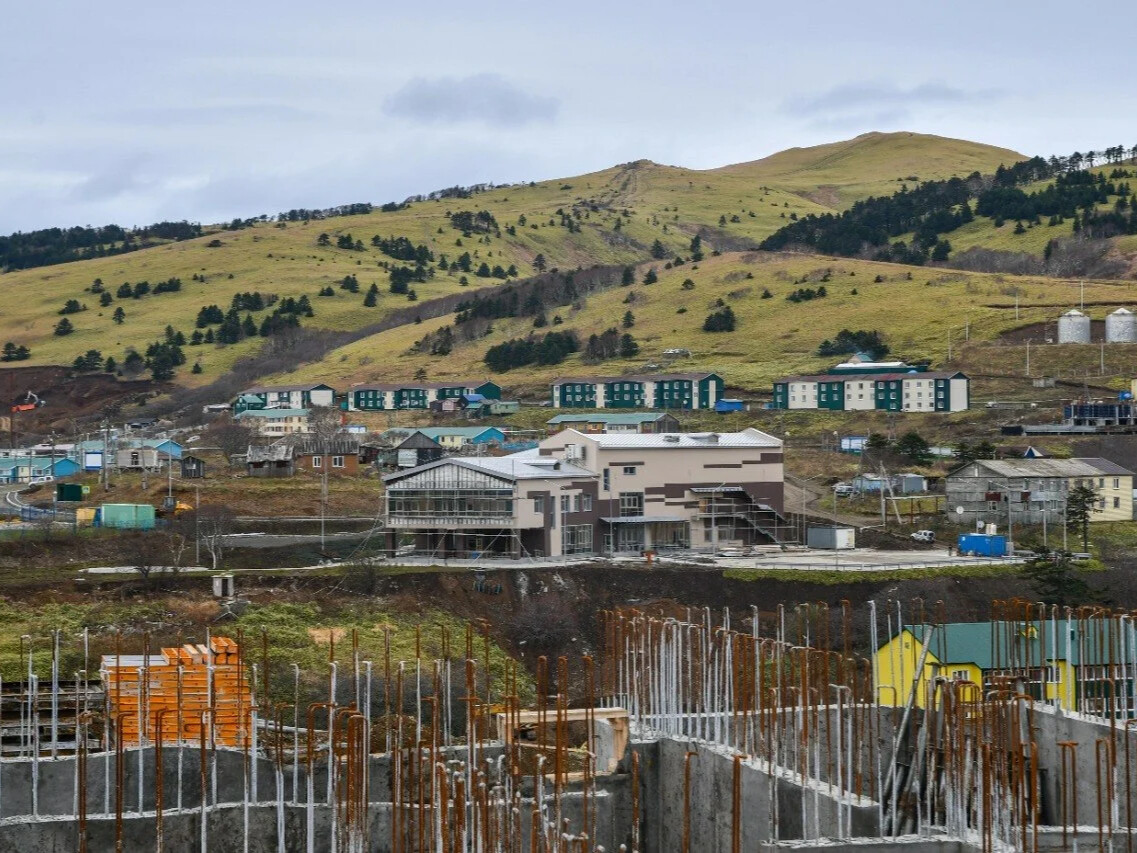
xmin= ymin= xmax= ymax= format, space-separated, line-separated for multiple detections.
xmin=713 ymin=131 xmax=1024 ymax=207
xmin=0 ymin=131 xmax=1066 ymax=399
xmin=271 ymin=251 xmax=1137 ymax=397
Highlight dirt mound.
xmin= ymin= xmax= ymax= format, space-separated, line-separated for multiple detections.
xmin=0 ymin=364 xmax=160 ymax=433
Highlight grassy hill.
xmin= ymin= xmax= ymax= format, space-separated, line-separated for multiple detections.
xmin=1 ymin=130 xmax=1094 ymax=407
xmin=271 ymin=250 xmax=1137 ymax=397
xmin=713 ymin=131 xmax=1024 ymax=208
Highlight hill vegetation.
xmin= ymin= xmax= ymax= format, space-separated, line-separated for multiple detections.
xmin=272 ymin=251 xmax=1137 ymax=397
xmin=3 ymin=130 xmax=1136 ymax=410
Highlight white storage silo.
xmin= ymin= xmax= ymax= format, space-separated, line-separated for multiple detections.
xmin=1106 ymin=308 xmax=1137 ymax=343
xmin=1057 ymin=309 xmax=1091 ymax=344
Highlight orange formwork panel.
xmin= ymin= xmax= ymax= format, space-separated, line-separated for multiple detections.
xmin=101 ymin=637 xmax=254 ymax=748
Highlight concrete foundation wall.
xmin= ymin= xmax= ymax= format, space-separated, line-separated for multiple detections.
xmin=633 ymin=737 xmax=881 ymax=851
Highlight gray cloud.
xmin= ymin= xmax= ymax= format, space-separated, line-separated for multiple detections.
xmin=782 ymin=82 xmax=998 ymax=117
xmin=383 ymin=73 xmax=558 ymax=127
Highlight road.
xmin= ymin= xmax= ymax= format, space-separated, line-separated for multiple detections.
xmin=784 ymin=475 xmax=880 ymax=527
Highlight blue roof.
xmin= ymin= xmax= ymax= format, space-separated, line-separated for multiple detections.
xmin=414 ymin=426 xmax=505 ymax=440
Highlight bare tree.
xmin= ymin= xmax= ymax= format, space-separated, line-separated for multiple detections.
xmin=203 ymin=416 xmax=255 ymax=466
xmin=163 ymin=514 xmax=194 ymax=579
xmin=197 ymin=504 xmax=235 ymax=570
xmin=127 ymin=532 xmax=167 ymax=590
xmin=307 ymin=405 xmax=342 ymax=443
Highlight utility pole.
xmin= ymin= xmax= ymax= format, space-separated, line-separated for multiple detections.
xmin=320 ymin=442 xmax=329 ymax=549
xmin=1025 ymin=339 xmax=1031 ymax=377
xmin=49 ymin=431 xmax=57 ymax=520
xmin=1015 ymin=293 xmax=1020 ymax=321
xmin=947 ymin=330 xmax=952 ymax=363
xmin=195 ymin=484 xmax=201 ymax=567
xmin=1101 ymin=340 xmax=1105 ymax=375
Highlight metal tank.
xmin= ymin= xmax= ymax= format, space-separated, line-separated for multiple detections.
xmin=1057 ymin=309 xmax=1091 ymax=343
xmin=1106 ymin=307 xmax=1137 ymax=343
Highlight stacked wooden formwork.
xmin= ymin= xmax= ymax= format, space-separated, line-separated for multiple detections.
xmin=101 ymin=636 xmax=253 ymax=747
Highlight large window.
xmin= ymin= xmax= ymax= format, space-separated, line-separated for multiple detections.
xmin=619 ymin=492 xmax=644 ymax=517
xmin=562 ymin=524 xmax=593 ymax=555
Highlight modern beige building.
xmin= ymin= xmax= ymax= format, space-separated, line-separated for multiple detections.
xmin=381 ymin=428 xmax=786 ymax=558
xmin=945 ymin=457 xmax=1135 ymax=527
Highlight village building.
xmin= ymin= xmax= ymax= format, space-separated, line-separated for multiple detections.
xmin=381 ymin=428 xmax=786 ymax=559
xmin=550 ymin=373 xmax=723 ymax=410
xmin=944 ymin=457 xmax=1135 ymax=526
xmin=233 ymin=408 xmax=311 ymax=436
xmin=546 ymin=412 xmax=681 ymax=434
xmin=233 ymin=383 xmax=336 ymax=412
xmin=345 ymin=380 xmax=501 ymax=411
xmin=772 ymin=359 xmax=969 ymax=413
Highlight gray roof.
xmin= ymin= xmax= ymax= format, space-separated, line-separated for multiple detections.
xmin=547 ymin=412 xmax=676 ymax=425
xmin=246 ymin=445 xmax=294 ymax=463
xmin=293 ymin=438 xmax=360 ymax=455
xmin=383 ymin=453 xmax=595 ymax=484
xmin=243 ymin=383 xmax=333 ymax=393
xmin=552 ymin=428 xmax=781 ymax=449
xmin=951 ymin=457 xmax=1134 ymax=479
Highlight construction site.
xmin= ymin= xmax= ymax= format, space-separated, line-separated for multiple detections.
xmin=0 ymin=599 xmax=1136 ymax=851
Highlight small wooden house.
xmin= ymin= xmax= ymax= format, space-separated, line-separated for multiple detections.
xmin=181 ymin=455 xmax=206 ymax=479
xmin=116 ymin=446 xmax=164 ymax=470
xmin=294 ymin=438 xmax=361 ymax=475
xmin=394 ymin=432 xmax=445 ymax=468
xmin=246 ymin=445 xmax=294 ymax=478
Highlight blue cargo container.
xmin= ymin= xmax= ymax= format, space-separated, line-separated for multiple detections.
xmin=715 ymin=398 xmax=745 ymax=413
xmin=957 ymin=533 xmax=1008 ymax=557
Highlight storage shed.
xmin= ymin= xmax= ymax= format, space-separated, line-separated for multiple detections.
xmin=181 ymin=455 xmax=206 ymax=479
xmin=245 ymin=445 xmax=294 ymax=478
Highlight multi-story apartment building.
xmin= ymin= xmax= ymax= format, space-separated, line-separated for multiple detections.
xmin=233 ymin=408 xmax=311 ymax=436
xmin=381 ymin=428 xmax=786 ymax=559
xmin=772 ymin=361 xmax=969 ymax=413
xmin=550 ymin=373 xmax=723 ymax=410
xmin=346 ymin=380 xmax=501 ymax=411
xmin=234 ymin=383 xmax=335 ymax=412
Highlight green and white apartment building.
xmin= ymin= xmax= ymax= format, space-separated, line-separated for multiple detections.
xmin=771 ymin=361 xmax=969 ymax=413
xmin=345 ymin=380 xmax=501 ymax=411
xmin=234 ymin=383 xmax=336 ymax=413
xmin=550 ymin=373 xmax=724 ymax=410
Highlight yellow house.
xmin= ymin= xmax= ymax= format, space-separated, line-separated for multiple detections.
xmin=875 ymin=621 xmax=1096 ymax=711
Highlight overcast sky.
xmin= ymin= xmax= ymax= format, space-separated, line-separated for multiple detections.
xmin=3 ymin=0 xmax=1135 ymax=233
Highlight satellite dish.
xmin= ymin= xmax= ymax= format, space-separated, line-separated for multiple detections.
xmin=955 ymin=506 xmax=965 ymax=515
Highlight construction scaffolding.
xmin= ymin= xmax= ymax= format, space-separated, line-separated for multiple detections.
xmin=692 ymin=486 xmax=792 ymax=545
xmin=6 ymin=601 xmax=1137 ymax=850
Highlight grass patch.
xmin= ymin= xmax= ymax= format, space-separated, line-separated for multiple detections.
xmin=723 ymin=561 xmax=1024 ymax=585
